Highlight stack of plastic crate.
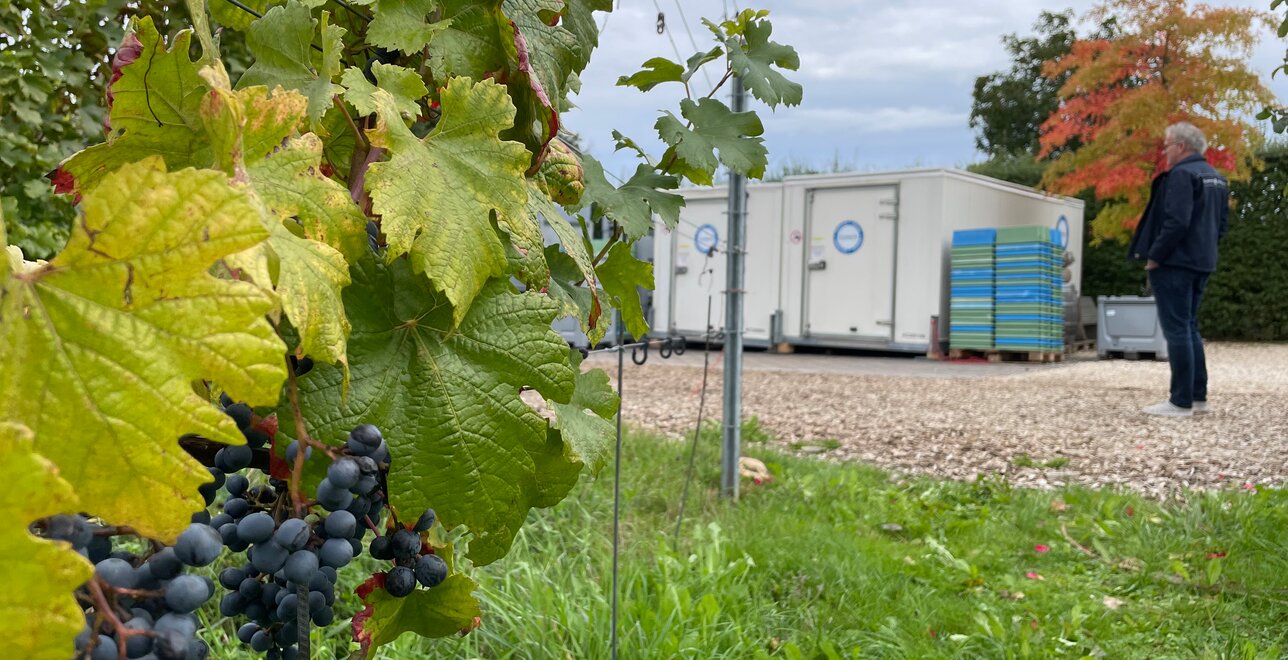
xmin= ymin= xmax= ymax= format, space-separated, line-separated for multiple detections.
xmin=949 ymin=228 xmax=996 ymax=351
xmin=994 ymin=226 xmax=1062 ymax=353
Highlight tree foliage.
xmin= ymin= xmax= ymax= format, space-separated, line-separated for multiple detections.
xmin=1037 ymin=0 xmax=1274 ymax=242
xmin=970 ymin=10 xmax=1090 ymax=159
xmin=0 ymin=0 xmax=800 ymax=654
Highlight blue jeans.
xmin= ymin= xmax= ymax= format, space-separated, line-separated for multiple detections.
xmin=1149 ymin=266 xmax=1211 ymax=408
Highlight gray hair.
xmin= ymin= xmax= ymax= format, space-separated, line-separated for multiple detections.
xmin=1166 ymin=122 xmax=1207 ymax=154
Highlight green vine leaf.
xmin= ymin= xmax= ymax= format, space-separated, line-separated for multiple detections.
xmin=366 ymin=0 xmax=447 ymax=54
xmin=278 ymin=255 xmax=578 ymax=565
xmin=365 ymin=80 xmax=530 ymax=325
xmin=725 ymin=17 xmax=803 ymax=108
xmin=655 ymin=97 xmax=767 ymax=185
xmin=528 ymin=182 xmax=603 ymax=336
xmin=561 ymin=0 xmax=613 ymax=60
xmin=617 ymin=56 xmax=684 ymax=92
xmin=237 ymin=2 xmax=345 ymax=128
xmin=354 ymin=574 xmax=481 ymax=656
xmin=503 ymin=0 xmax=586 ymax=106
xmin=205 ymin=81 xmax=363 ymax=370
xmin=340 ymin=63 xmax=429 ymax=118
xmin=56 ymin=18 xmax=209 ymax=195
xmin=549 ymin=350 xmax=618 ymax=476
xmin=0 ymin=424 xmax=95 ymax=660
xmin=580 ymin=158 xmax=683 ymax=239
xmin=426 ymin=0 xmax=508 ymax=81
xmin=596 ymin=242 xmax=653 ymax=339
xmin=0 ymin=158 xmax=286 ymax=541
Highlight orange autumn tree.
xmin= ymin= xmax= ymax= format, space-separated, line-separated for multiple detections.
xmin=1037 ymin=0 xmax=1275 ymax=241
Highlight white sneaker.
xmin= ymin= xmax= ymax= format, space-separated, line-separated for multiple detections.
xmin=1142 ymin=401 xmax=1193 ymax=418
xmin=1193 ymin=400 xmax=1209 ymax=415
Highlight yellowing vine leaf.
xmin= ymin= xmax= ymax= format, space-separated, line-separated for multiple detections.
xmin=0 ymin=159 xmax=286 ymax=541
xmin=56 ymin=17 xmax=209 ymax=195
xmin=0 ymin=424 xmax=94 ymax=660
xmin=365 ymin=79 xmax=530 ymax=324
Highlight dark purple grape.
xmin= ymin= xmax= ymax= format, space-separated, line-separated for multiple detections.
xmin=385 ymin=566 xmax=415 ymax=597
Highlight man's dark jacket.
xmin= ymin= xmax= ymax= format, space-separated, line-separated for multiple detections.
xmin=1127 ymin=153 xmax=1230 ymax=272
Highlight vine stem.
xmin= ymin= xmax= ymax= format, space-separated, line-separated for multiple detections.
xmin=91 ymin=525 xmax=139 ymax=537
xmin=286 ymin=365 xmax=313 ymax=516
xmin=591 ymin=225 xmax=622 ymax=267
xmin=87 ymin=578 xmax=138 ymax=660
xmin=333 ymin=95 xmax=369 ymax=154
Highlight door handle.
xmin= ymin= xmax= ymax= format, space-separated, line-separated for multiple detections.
xmin=675 ymin=266 xmax=689 ymax=275
xmin=807 ymin=260 xmax=827 ymax=271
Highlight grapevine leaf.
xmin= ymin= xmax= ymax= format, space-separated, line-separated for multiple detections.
xmin=278 ymin=255 xmax=577 ymax=565
xmin=503 ymin=0 xmax=584 ymax=105
xmin=726 ymin=18 xmax=802 ymax=108
xmin=202 ymin=81 xmax=362 ymax=368
xmin=0 ymin=424 xmax=95 ymax=660
xmin=246 ymin=133 xmax=368 ymax=262
xmin=500 ymin=184 xmax=551 ymax=288
xmin=617 ymin=57 xmax=683 ymax=92
xmin=366 ymin=0 xmax=447 ymax=54
xmin=597 ymin=242 xmax=653 ymax=339
xmin=562 ymin=0 xmax=613 ymax=59
xmin=355 ymin=574 xmax=481 ymax=656
xmin=365 ymin=80 xmax=530 ymax=325
xmin=545 ymin=246 xmax=607 ymax=346
xmin=340 ymin=63 xmax=429 ymax=118
xmin=0 ymin=159 xmax=285 ymax=541
xmin=549 ymin=350 xmax=618 ymax=476
xmin=504 ymin=17 xmax=560 ymax=169
xmin=655 ymin=98 xmax=767 ymax=183
xmin=528 ymin=182 xmax=602 ymax=329
xmin=611 ymin=130 xmax=652 ymax=162
xmin=580 ymin=158 xmax=682 ymax=239
xmin=426 ymin=0 xmax=508 ymax=81
xmin=684 ymin=46 xmax=724 ymax=82
xmin=237 ymin=2 xmax=345 ymax=128
xmin=56 ymin=18 xmax=209 ymax=195
xmin=210 ymin=0 xmax=272 ymax=30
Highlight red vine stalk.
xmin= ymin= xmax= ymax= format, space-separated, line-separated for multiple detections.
xmin=87 ymin=578 xmax=135 ymax=660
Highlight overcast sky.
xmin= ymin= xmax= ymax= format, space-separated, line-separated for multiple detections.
xmin=563 ymin=0 xmax=1288 ymax=181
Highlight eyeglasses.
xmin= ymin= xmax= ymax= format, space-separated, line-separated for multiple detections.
xmin=1163 ymin=141 xmax=1183 ymax=151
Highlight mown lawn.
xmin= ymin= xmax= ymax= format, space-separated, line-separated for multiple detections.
xmin=205 ymin=423 xmax=1288 ymax=659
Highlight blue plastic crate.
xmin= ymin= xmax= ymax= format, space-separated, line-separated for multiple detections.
xmin=952 ymin=228 xmax=998 ymax=246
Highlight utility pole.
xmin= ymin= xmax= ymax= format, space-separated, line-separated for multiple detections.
xmin=721 ymin=72 xmax=747 ymax=500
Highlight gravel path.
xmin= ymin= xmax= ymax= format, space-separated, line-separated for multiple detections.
xmin=587 ymin=343 xmax=1288 ymax=498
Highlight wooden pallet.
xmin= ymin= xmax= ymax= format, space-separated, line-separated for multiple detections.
xmin=949 ymin=348 xmax=1064 ymax=363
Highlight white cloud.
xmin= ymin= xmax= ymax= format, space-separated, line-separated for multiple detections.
xmin=775 ymin=106 xmax=967 ymax=133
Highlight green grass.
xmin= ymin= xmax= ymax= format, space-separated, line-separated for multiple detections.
xmin=203 ymin=426 xmax=1288 ymax=659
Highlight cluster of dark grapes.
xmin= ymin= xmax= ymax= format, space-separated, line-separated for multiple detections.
xmin=42 ymin=514 xmax=222 ymax=660
xmin=45 ymin=391 xmax=453 ymax=660
xmin=368 ymin=509 xmax=448 ymax=597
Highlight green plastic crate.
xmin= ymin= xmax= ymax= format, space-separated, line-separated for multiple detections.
xmin=996 ymin=225 xmax=1055 ymax=244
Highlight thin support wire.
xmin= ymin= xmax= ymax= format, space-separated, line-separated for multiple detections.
xmin=670 ymin=0 xmax=714 ymax=89
xmin=673 ymin=295 xmax=714 ymax=548
xmin=610 ymin=325 xmax=625 ymax=660
xmin=650 ymin=0 xmax=687 ymax=71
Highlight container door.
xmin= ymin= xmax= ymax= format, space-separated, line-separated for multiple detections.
xmin=671 ymin=199 xmax=727 ymax=335
xmin=802 ymin=186 xmax=897 ymax=340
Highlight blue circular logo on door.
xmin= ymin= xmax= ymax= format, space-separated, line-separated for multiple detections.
xmin=694 ymin=224 xmax=719 ymax=256
xmin=833 ymin=220 xmax=864 ymax=254
xmin=1056 ymin=215 xmax=1070 ymax=249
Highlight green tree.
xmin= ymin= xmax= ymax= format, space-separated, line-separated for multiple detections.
xmin=0 ymin=1 xmax=175 ymax=259
xmin=969 ymin=10 xmax=1081 ymax=159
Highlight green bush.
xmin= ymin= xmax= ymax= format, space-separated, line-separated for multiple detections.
xmin=1201 ymin=146 xmax=1288 ymax=340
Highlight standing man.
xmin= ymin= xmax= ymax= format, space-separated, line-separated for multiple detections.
xmin=1128 ymin=122 xmax=1229 ymax=418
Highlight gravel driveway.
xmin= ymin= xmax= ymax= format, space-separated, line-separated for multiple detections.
xmin=586 ymin=343 xmax=1288 ymax=497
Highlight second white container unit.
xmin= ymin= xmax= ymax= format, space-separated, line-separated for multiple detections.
xmin=778 ymin=169 xmax=1084 ymax=353
xmin=652 ymin=182 xmax=784 ymax=344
